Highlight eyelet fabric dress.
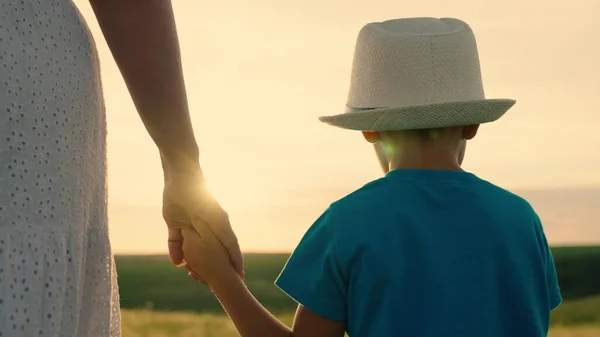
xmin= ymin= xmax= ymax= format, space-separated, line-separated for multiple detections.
xmin=0 ymin=0 xmax=120 ymax=336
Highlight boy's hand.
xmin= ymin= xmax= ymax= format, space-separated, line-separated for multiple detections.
xmin=181 ymin=226 xmax=238 ymax=285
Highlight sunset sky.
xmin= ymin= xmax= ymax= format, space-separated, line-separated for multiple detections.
xmin=72 ymin=0 xmax=600 ymax=254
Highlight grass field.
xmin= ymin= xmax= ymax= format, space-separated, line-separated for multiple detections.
xmin=115 ymin=246 xmax=600 ymax=336
xmin=119 ymin=310 xmax=600 ymax=337
xmin=551 ymin=245 xmax=600 ymax=259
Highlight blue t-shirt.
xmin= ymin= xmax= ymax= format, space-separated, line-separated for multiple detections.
xmin=275 ymin=169 xmax=562 ymax=337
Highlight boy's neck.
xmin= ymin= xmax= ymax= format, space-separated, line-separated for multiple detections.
xmin=386 ymin=142 xmax=464 ymax=172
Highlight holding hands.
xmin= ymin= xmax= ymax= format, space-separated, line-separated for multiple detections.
xmin=181 ymin=225 xmax=238 ymax=286
xmin=161 ymin=162 xmax=243 ymax=281
xmin=162 ymin=165 xmax=345 ymax=337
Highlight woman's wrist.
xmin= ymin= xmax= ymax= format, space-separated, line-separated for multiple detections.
xmin=160 ymin=151 xmax=202 ymax=181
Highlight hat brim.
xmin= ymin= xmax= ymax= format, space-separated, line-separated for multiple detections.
xmin=319 ymin=99 xmax=516 ymax=131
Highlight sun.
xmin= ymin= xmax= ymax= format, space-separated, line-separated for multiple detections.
xmin=201 ymin=166 xmax=270 ymax=212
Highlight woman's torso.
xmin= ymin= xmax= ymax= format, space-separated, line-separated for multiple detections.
xmin=0 ymin=0 xmax=107 ymax=235
xmin=0 ymin=1 xmax=119 ymax=336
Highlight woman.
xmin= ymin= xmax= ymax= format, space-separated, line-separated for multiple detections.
xmin=0 ymin=0 xmax=243 ymax=335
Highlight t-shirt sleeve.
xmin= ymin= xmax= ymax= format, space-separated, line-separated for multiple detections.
xmin=545 ymin=247 xmax=562 ymax=311
xmin=274 ymin=208 xmax=347 ymax=321
xmin=535 ymin=214 xmax=562 ymax=311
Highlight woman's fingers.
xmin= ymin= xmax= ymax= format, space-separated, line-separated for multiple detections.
xmin=167 ymin=228 xmax=185 ymax=267
xmin=206 ymin=215 xmax=245 ymax=280
xmin=193 ymin=215 xmax=245 ymax=280
xmin=227 ymin=240 xmax=245 ymax=280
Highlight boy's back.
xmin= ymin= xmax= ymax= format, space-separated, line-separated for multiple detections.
xmin=178 ymin=17 xmax=561 ymax=337
xmin=276 ymin=169 xmax=562 ymax=337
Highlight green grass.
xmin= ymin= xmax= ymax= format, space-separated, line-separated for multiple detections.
xmin=121 ymin=310 xmax=295 ymax=337
xmin=116 ymin=254 xmax=295 ymax=314
xmin=551 ymin=245 xmax=600 ymax=259
xmin=551 ymin=246 xmax=600 ymax=299
xmin=120 ymin=310 xmax=600 ymax=337
xmin=552 ymin=295 xmax=600 ymax=326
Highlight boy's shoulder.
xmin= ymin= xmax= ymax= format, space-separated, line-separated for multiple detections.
xmin=334 ymin=175 xmax=388 ymax=199
xmin=479 ymin=179 xmax=539 ymax=216
xmin=327 ymin=175 xmax=399 ymax=217
xmin=328 ymin=173 xmax=539 ymax=220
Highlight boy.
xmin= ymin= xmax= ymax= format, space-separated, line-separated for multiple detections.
xmin=181 ymin=17 xmax=562 ymax=337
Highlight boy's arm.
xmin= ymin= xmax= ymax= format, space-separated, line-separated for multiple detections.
xmin=182 ymin=206 xmax=347 ymax=337
xmin=210 ymin=272 xmax=346 ymax=337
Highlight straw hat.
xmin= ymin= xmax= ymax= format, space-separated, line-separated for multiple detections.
xmin=319 ymin=17 xmax=516 ymax=131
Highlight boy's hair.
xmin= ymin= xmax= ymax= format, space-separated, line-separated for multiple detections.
xmin=383 ymin=127 xmax=452 ymax=141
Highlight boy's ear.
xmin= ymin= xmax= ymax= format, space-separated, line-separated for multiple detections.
xmin=362 ymin=131 xmax=380 ymax=144
xmin=462 ymin=124 xmax=480 ymax=140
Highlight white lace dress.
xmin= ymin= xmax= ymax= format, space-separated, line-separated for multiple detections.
xmin=0 ymin=0 xmax=120 ymax=336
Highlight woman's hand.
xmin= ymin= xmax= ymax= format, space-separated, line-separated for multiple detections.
xmin=162 ymin=165 xmax=244 ymax=280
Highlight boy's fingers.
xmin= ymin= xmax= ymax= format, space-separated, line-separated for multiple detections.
xmin=187 ymin=270 xmax=198 ymax=280
xmin=183 ymin=263 xmax=208 ymax=285
xmin=188 ymin=271 xmax=208 ymax=285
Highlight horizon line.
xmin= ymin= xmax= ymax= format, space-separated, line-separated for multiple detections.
xmin=114 ymin=244 xmax=600 ymax=257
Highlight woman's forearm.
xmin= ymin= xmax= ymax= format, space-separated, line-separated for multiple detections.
xmin=90 ymin=0 xmax=199 ymax=171
xmin=211 ymin=272 xmax=292 ymax=337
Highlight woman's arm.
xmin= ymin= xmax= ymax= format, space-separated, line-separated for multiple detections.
xmin=90 ymin=0 xmax=245 ymax=277
xmin=90 ymin=0 xmax=198 ymax=172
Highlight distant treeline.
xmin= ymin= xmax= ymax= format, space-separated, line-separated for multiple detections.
xmin=115 ymin=246 xmax=600 ymax=315
xmin=552 ymin=246 xmax=600 ymax=299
